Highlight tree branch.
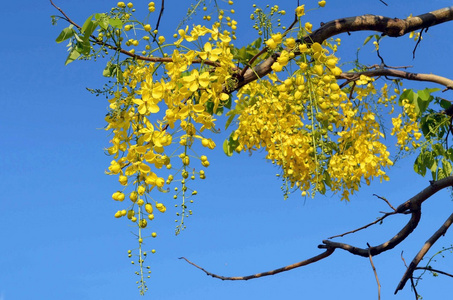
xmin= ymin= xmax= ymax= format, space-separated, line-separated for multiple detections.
xmin=320 ymin=176 xmax=453 ymax=257
xmin=327 ymin=210 xmax=396 ymax=239
xmin=395 ymin=211 xmax=453 ymax=293
xmin=50 ymin=0 xmax=221 ymax=67
xmin=414 ymin=267 xmax=453 ymax=278
xmin=338 ymin=68 xmax=453 ymax=90
xmin=236 ymin=6 xmax=453 ymax=91
xmin=183 ymin=177 xmax=453 ymax=284
xmin=368 ymin=243 xmax=381 ymax=300
xmin=179 ymin=248 xmax=335 ymax=281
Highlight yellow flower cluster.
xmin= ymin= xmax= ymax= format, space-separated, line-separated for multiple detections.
xmin=391 ymin=98 xmax=421 ymax=151
xmin=234 ymin=40 xmax=393 ymax=200
xmin=103 ymin=19 xmax=237 ymax=290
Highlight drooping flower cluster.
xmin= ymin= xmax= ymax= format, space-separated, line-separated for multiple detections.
xmin=391 ymin=97 xmax=422 ymax=150
xmin=234 ymin=40 xmax=393 ymax=200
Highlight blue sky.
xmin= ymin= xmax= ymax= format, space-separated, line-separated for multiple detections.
xmin=1 ymin=0 xmax=453 ymax=299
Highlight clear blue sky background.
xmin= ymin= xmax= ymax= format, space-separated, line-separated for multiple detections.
xmin=1 ymin=0 xmax=453 ymax=299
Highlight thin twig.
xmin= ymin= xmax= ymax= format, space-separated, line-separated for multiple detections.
xmin=365 ymin=64 xmax=413 ymax=70
xmin=367 ymin=243 xmax=381 ymax=300
xmin=50 ymin=0 xmax=80 ymax=28
xmin=50 ymin=0 xmax=220 ymax=67
xmin=415 ymin=267 xmax=453 ymax=278
xmin=373 ymin=194 xmax=397 ymax=211
xmin=401 ymin=252 xmax=420 ymax=300
xmin=338 ymin=68 xmax=453 ymax=90
xmin=155 ymin=0 xmax=165 ymax=31
xmin=328 ymin=211 xmax=395 ymax=239
xmin=412 ymin=28 xmax=425 ymax=59
xmin=239 ymin=13 xmax=298 ymax=79
xmin=179 ymin=248 xmax=335 ymax=281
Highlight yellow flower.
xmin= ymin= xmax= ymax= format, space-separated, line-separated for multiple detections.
xmin=295 ymin=5 xmax=305 ymax=17
xmin=156 ymin=203 xmax=166 ymax=213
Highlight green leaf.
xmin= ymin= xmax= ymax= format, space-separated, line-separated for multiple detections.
xmin=430 ymin=158 xmax=438 ymax=173
xmin=416 ymin=88 xmax=439 ymax=115
xmin=253 ymin=37 xmax=262 ymax=48
xmin=399 ymin=89 xmax=416 ymax=105
xmin=432 ymin=143 xmax=445 ymax=157
xmin=438 ymin=168 xmax=446 ymax=180
xmin=442 ymin=158 xmax=452 ymax=176
xmin=82 ymin=21 xmax=98 ymax=42
xmin=223 ymin=139 xmax=233 ymax=157
xmin=225 ymin=113 xmax=236 ymax=130
xmin=224 ymin=94 xmax=232 ymax=109
xmin=440 ymin=99 xmax=452 ymax=110
xmin=95 ymin=13 xmax=110 ymax=30
xmin=418 ymin=88 xmax=440 ymax=101
xmin=414 ymin=153 xmax=426 ymax=176
xmin=363 ymin=34 xmax=379 ymax=46
xmin=81 ymin=14 xmax=95 ymax=33
xmin=76 ymin=41 xmax=91 ymax=56
xmin=109 ymin=18 xmax=123 ymax=29
xmin=323 ymin=171 xmax=332 ymax=188
xmin=73 ymin=33 xmax=83 ymax=43
xmin=56 ymin=26 xmax=75 ymax=43
xmin=65 ymin=48 xmax=81 ymax=65
xmin=103 ymin=61 xmax=116 ymax=77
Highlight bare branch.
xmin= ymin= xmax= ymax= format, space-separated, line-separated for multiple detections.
xmin=338 ymin=68 xmax=453 ymax=90
xmin=155 ymin=0 xmax=165 ymax=32
xmin=237 ymin=6 xmax=453 ymax=91
xmin=50 ymin=0 xmax=80 ymax=29
xmin=327 ymin=211 xmax=396 ymax=239
xmin=320 ymin=209 xmax=421 ymax=257
xmin=368 ymin=243 xmax=381 ymax=300
xmin=308 ymin=6 xmax=453 ymax=43
xmin=179 ymin=248 xmax=335 ymax=281
xmin=395 ymin=211 xmax=453 ymax=293
xmin=373 ymin=194 xmax=397 ymax=211
xmin=183 ymin=177 xmax=453 ymax=285
xmin=401 ymin=252 xmax=420 ymax=300
xmin=412 ymin=28 xmax=425 ymax=59
xmin=321 ymin=176 xmax=453 ymax=257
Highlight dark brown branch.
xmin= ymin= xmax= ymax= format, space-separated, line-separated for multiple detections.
xmin=321 ymin=176 xmax=453 ymax=257
xmin=395 ymin=211 xmax=453 ymax=293
xmin=320 ymin=210 xmax=421 ymax=257
xmin=309 ymin=6 xmax=453 ymax=42
xmin=155 ymin=0 xmax=164 ymax=31
xmin=414 ymin=267 xmax=453 ymax=278
xmin=179 ymin=248 xmax=335 ymax=281
xmin=412 ymin=28 xmax=425 ymax=59
xmin=239 ymin=13 xmax=298 ymax=79
xmin=368 ymin=243 xmax=381 ymax=300
xmin=401 ymin=252 xmax=420 ymax=300
xmin=183 ymin=177 xmax=453 ymax=284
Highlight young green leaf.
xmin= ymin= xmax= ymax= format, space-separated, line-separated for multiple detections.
xmin=56 ymin=26 xmax=75 ymax=43
xmin=65 ymin=48 xmax=81 ymax=65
